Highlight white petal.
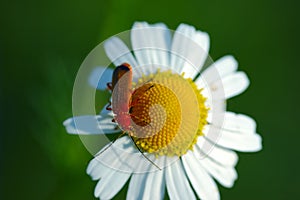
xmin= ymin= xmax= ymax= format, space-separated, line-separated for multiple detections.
xmin=200 ymin=158 xmax=237 ymax=188
xmin=127 ymin=172 xmax=148 ymax=200
xmin=222 ymin=71 xmax=250 ymax=99
xmin=99 ymin=103 xmax=114 ymax=117
xmin=197 ymin=71 xmax=250 ymax=100
xmin=206 ymin=99 xmax=227 ymax=127
xmin=196 ymin=55 xmax=249 ymax=100
xmin=131 ymin=22 xmax=172 ymax=75
xmin=193 ymin=147 xmax=237 ymax=188
xmin=104 ymin=36 xmax=138 ymax=67
xmin=197 ymin=55 xmax=238 ymax=86
xmin=166 ymin=160 xmax=196 ymax=200
xmin=204 ymin=125 xmax=262 ymax=152
xmin=127 ymin=170 xmax=165 ymax=200
xmin=88 ymin=67 xmax=113 ymax=90
xmin=63 ymin=115 xmax=119 ymax=134
xmin=93 ymin=136 xmax=139 ymax=172
xmin=94 ymin=136 xmax=166 ymax=173
xmin=87 ymin=157 xmax=111 ymax=180
xmin=221 ymin=112 xmax=257 ymax=133
xmin=88 ymin=158 xmax=131 ymax=199
xmin=170 ymin=24 xmax=210 ymax=79
xmin=182 ymin=152 xmax=220 ymax=200
xmin=196 ymin=137 xmax=238 ymax=167
xmin=94 ymin=167 xmax=131 ymax=199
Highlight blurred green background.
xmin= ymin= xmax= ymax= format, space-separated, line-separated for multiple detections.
xmin=1 ymin=0 xmax=299 ymax=199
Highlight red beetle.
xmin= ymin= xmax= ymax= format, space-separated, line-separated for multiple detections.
xmin=105 ymin=63 xmax=160 ymax=169
xmin=107 ymin=63 xmax=133 ymax=131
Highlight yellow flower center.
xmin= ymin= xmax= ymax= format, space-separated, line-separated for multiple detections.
xmin=128 ymin=70 xmax=208 ymax=157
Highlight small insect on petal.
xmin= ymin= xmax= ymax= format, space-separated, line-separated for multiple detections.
xmin=109 ymin=63 xmax=133 ymax=131
xmin=105 ymin=63 xmax=161 ymax=169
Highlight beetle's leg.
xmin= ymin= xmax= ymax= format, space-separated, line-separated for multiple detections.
xmin=106 ymin=101 xmax=112 ymax=111
xmin=106 ymin=82 xmax=112 ymax=91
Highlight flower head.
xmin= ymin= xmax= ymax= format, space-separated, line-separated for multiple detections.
xmin=64 ymin=22 xmax=262 ymax=200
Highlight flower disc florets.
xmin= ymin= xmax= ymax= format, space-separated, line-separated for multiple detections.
xmin=126 ymin=70 xmax=208 ymax=157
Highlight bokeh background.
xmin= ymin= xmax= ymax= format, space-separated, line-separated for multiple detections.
xmin=1 ymin=0 xmax=299 ymax=199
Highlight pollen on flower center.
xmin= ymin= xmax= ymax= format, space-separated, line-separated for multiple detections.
xmin=128 ymin=70 xmax=208 ymax=157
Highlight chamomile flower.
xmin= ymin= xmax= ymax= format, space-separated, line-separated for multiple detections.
xmin=64 ymin=22 xmax=262 ymax=200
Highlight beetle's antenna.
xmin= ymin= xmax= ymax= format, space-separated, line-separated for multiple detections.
xmin=128 ymin=113 xmax=152 ymax=128
xmin=94 ymin=132 xmax=126 ymax=157
xmin=129 ymin=136 xmax=161 ymax=170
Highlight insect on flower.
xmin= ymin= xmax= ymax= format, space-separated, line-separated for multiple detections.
xmin=106 ymin=63 xmax=133 ymax=130
xmin=104 ymin=63 xmax=159 ymax=168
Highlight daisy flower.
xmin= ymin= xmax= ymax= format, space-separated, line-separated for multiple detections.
xmin=64 ymin=22 xmax=262 ymax=200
